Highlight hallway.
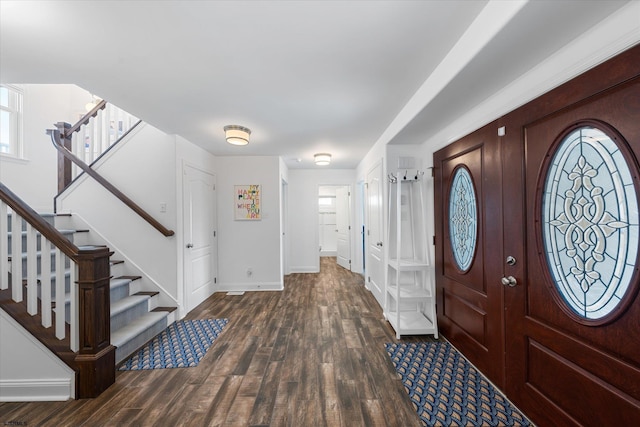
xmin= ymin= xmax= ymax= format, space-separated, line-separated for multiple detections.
xmin=1 ymin=257 xmax=430 ymax=426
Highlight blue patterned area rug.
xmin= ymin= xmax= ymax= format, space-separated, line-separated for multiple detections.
xmin=118 ymin=318 xmax=228 ymax=371
xmin=385 ymin=341 xmax=531 ymax=426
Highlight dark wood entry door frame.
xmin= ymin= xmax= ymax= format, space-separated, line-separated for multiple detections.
xmin=435 ymin=45 xmax=640 ymax=426
xmin=434 ymin=123 xmax=506 ymax=387
xmin=507 ymin=76 xmax=640 ymax=427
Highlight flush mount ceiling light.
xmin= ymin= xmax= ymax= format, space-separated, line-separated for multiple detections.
xmin=85 ymin=95 xmax=102 ymax=112
xmin=224 ymin=125 xmax=251 ymax=146
xmin=314 ymin=153 xmax=331 ymax=166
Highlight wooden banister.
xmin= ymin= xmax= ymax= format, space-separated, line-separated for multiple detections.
xmin=48 ymin=126 xmax=175 ymax=237
xmin=67 ymin=99 xmax=107 ymax=135
xmin=0 ymin=182 xmax=116 ymax=398
xmin=0 ymin=182 xmax=77 ymax=258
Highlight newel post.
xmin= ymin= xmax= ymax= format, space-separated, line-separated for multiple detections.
xmin=54 ymin=122 xmax=73 ymax=193
xmin=74 ymin=246 xmax=116 ymax=398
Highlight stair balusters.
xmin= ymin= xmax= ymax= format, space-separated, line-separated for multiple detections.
xmin=0 ymin=183 xmax=116 ymax=398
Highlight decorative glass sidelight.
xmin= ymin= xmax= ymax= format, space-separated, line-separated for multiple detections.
xmin=542 ymin=126 xmax=639 ymax=320
xmin=449 ymin=166 xmax=477 ymax=271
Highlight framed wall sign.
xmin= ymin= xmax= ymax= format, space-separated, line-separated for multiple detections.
xmin=234 ymin=184 xmax=261 ymax=220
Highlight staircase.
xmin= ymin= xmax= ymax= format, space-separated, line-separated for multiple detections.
xmin=1 ymin=99 xmax=177 ymax=400
xmin=1 ymin=191 xmax=177 ymax=399
xmin=5 ymin=211 xmax=177 ymax=364
xmin=48 ymin=214 xmax=177 ymax=364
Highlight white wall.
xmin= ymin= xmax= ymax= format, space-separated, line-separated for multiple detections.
xmin=56 ymin=123 xmax=179 ymax=304
xmin=387 ymin=145 xmax=434 ymax=265
xmin=354 ymin=2 xmax=640 ymax=295
xmin=215 ymin=156 xmax=282 ymax=291
xmin=0 ymin=310 xmax=75 ymax=401
xmin=287 ymin=169 xmax=356 ymax=273
xmin=420 ymin=1 xmax=640 ymax=155
xmin=0 ymin=84 xmax=92 ymax=211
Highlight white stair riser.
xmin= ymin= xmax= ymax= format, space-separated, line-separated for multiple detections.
xmin=111 ymin=298 xmax=152 ymax=332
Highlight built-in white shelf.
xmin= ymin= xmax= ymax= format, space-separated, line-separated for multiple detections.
xmin=385 ymin=311 xmax=436 ymax=337
xmin=384 ymin=171 xmax=438 ymax=339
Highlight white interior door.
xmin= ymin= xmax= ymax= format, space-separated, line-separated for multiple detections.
xmin=336 ymin=186 xmax=351 ymax=271
xmin=281 ymin=178 xmax=289 ymax=276
xmin=183 ymin=165 xmax=217 ymax=312
xmin=366 ymin=162 xmax=385 ymax=307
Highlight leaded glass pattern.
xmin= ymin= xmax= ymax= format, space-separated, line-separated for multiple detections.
xmin=449 ymin=167 xmax=477 ymax=271
xmin=542 ymin=126 xmax=639 ymax=320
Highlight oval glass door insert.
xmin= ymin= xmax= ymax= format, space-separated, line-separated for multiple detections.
xmin=449 ymin=166 xmax=477 ymax=272
xmin=542 ymin=125 xmax=639 ymax=320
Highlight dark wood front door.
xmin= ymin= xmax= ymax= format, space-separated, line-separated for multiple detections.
xmin=505 ymin=77 xmax=640 ymax=426
xmin=434 ymin=123 xmax=506 ymax=387
xmin=435 ymin=45 xmax=640 ymax=426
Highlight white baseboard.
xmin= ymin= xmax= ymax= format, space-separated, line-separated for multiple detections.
xmin=289 ymin=266 xmax=319 ymax=273
xmin=216 ymin=281 xmax=283 ymax=292
xmin=320 ymin=251 xmax=337 ymax=257
xmin=0 ymin=378 xmax=74 ymax=402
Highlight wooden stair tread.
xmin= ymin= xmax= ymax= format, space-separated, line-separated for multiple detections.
xmin=152 ymin=306 xmax=177 ymax=313
xmin=77 ymin=244 xmax=107 ymax=249
xmin=114 ymin=275 xmax=142 ymax=281
xmin=134 ymin=291 xmax=159 ymax=297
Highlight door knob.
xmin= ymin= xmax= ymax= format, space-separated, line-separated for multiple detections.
xmin=186 ymin=243 xmax=193 ymax=248
xmin=501 ymin=276 xmax=517 ymax=287
xmin=376 ymin=241 xmax=383 ymax=247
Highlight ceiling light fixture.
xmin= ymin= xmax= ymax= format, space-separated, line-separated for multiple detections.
xmin=224 ymin=125 xmax=251 ymax=146
xmin=85 ymin=95 xmax=102 ymax=112
xmin=314 ymin=153 xmax=331 ymax=166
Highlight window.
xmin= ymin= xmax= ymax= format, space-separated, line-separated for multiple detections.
xmin=0 ymin=85 xmax=24 ymax=158
xmin=449 ymin=166 xmax=477 ymax=272
xmin=542 ymin=125 xmax=639 ymax=320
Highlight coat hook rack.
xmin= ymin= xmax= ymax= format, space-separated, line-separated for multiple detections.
xmin=388 ymin=170 xmax=424 ymax=183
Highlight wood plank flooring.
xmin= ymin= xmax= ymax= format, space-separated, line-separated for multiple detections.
xmin=1 ymin=257 xmax=434 ymax=426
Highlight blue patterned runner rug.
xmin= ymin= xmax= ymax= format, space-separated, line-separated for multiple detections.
xmin=119 ymin=318 xmax=228 ymax=371
xmin=385 ymin=341 xmax=531 ymax=426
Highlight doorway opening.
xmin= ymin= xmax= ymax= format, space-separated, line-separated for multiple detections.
xmin=318 ymin=185 xmax=351 ymax=271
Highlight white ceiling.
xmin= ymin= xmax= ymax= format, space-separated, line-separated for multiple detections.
xmin=0 ymin=0 xmax=633 ymax=169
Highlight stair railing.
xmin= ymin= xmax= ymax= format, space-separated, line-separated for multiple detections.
xmin=0 ymin=182 xmax=115 ymax=398
xmin=66 ymin=100 xmax=140 ymax=181
xmin=49 ymin=102 xmax=175 ymax=237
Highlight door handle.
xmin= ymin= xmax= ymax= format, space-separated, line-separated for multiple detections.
xmin=501 ymin=276 xmax=517 ymax=287
xmin=186 ymin=243 xmax=193 ymax=248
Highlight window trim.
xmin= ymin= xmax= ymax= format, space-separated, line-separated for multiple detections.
xmin=0 ymin=84 xmax=24 ymax=159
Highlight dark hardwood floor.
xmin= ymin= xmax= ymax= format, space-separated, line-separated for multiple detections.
xmin=1 ymin=257 xmax=433 ymax=426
